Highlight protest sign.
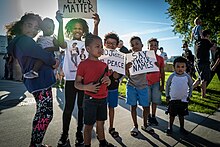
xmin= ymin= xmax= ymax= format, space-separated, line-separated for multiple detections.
xmin=58 ymin=0 xmax=97 ymax=19
xmin=126 ymin=50 xmax=159 ymax=75
xmin=99 ymin=48 xmax=125 ymax=75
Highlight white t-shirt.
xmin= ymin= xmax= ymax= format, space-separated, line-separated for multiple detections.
xmin=37 ymin=36 xmax=54 ymax=49
xmin=63 ymin=40 xmax=88 ymax=80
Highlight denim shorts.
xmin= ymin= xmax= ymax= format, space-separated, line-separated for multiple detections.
xmin=147 ymin=82 xmax=162 ymax=104
xmin=83 ymin=95 xmax=107 ymax=125
xmin=107 ymin=89 xmax=118 ymax=108
xmin=126 ymin=85 xmax=149 ymax=107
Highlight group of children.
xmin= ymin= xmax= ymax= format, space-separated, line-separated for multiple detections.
xmin=6 ymin=11 xmax=194 ymax=147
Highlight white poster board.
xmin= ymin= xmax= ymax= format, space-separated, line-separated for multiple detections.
xmin=58 ymin=0 xmax=97 ymax=19
xmin=99 ymin=48 xmax=125 ymax=75
xmin=0 ymin=35 xmax=8 ymax=54
xmin=126 ymin=50 xmax=159 ymax=75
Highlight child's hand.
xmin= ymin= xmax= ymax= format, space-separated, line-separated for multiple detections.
xmin=101 ymin=76 xmax=111 ymax=86
xmin=154 ymin=62 xmax=159 ymax=67
xmin=112 ymin=71 xmax=120 ymax=79
xmin=125 ymin=62 xmax=132 ymax=70
xmin=86 ymin=83 xmax=101 ymax=93
xmin=56 ymin=10 xmax=63 ymax=23
xmin=160 ymin=85 xmax=164 ymax=91
xmin=52 ymin=59 xmax=60 ymax=69
xmin=92 ymin=13 xmax=100 ymax=26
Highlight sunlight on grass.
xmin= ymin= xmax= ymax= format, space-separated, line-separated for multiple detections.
xmin=118 ymin=72 xmax=220 ymax=114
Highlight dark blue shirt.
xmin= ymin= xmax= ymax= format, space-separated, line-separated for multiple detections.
xmin=7 ymin=35 xmax=56 ymax=93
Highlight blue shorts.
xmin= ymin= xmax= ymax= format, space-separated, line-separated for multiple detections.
xmin=126 ymin=85 xmax=149 ymax=107
xmin=107 ymin=89 xmax=118 ymax=108
xmin=83 ymin=95 xmax=107 ymax=125
xmin=148 ymin=82 xmax=162 ymax=104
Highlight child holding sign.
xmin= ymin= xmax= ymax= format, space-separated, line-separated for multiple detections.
xmin=146 ymin=38 xmax=165 ymax=126
xmin=56 ymin=10 xmax=100 ymax=146
xmin=125 ymin=36 xmax=154 ymax=136
xmin=104 ymin=32 xmax=123 ymax=138
xmin=74 ymin=33 xmax=114 ymax=147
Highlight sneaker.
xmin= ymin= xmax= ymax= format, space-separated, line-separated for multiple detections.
xmin=166 ymin=128 xmax=172 ymax=136
xmin=75 ymin=131 xmax=84 ymax=145
xmin=57 ymin=133 xmax=69 ymax=147
xmin=99 ymin=140 xmax=115 ymax=147
xmin=149 ymin=117 xmax=159 ymax=126
xmin=180 ymin=128 xmax=189 ymax=135
xmin=24 ymin=70 xmax=39 ymax=79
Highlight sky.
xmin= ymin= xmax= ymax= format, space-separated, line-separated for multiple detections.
xmin=0 ymin=0 xmax=190 ymax=58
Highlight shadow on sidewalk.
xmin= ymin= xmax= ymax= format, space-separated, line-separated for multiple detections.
xmin=118 ymin=97 xmax=220 ymax=146
xmin=0 ymin=80 xmax=26 ymax=113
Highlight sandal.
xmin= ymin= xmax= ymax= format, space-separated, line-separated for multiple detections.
xmin=141 ymin=125 xmax=154 ymax=134
xmin=109 ymin=128 xmax=119 ymax=138
xmin=130 ymin=127 xmax=139 ymax=136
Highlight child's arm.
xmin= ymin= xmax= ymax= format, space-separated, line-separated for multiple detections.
xmin=92 ymin=13 xmax=100 ymax=35
xmin=56 ymin=10 xmax=67 ymax=49
xmin=165 ymin=75 xmax=172 ymax=103
xmin=125 ymin=62 xmax=132 ymax=77
xmin=74 ymin=75 xmax=101 ymax=93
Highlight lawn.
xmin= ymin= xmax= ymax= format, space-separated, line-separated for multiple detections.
xmin=118 ymin=72 xmax=220 ymax=114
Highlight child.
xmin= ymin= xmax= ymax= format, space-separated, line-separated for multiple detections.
xmin=146 ymin=38 xmax=165 ymax=126
xmin=165 ymin=56 xmax=193 ymax=135
xmin=6 ymin=13 xmax=59 ymax=147
xmin=190 ymin=17 xmax=204 ymax=55
xmin=125 ymin=36 xmax=154 ymax=137
xmin=74 ymin=34 xmax=114 ymax=147
xmin=104 ymin=32 xmax=123 ymax=138
xmin=23 ymin=17 xmax=59 ymax=79
xmin=55 ymin=11 xmax=100 ymax=146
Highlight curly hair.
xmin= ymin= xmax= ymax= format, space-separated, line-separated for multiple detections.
xmin=65 ymin=18 xmax=89 ymax=39
xmin=5 ymin=13 xmax=42 ymax=37
xmin=104 ymin=32 xmax=119 ymax=45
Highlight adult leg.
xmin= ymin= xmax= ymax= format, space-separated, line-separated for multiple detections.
xmin=201 ymin=80 xmax=207 ymax=98
xmin=30 ymin=88 xmax=53 ymax=146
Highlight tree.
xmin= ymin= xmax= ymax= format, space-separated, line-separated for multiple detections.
xmin=165 ymin=0 xmax=220 ymax=45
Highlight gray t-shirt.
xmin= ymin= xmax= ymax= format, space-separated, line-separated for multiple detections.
xmin=127 ymin=73 xmax=147 ymax=89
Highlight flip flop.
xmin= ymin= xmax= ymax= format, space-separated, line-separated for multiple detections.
xmin=141 ymin=125 xmax=154 ymax=134
xmin=130 ymin=127 xmax=139 ymax=136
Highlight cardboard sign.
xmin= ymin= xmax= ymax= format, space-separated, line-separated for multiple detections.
xmin=126 ymin=50 xmax=159 ymax=75
xmin=58 ymin=0 xmax=97 ymax=19
xmin=0 ymin=35 xmax=8 ymax=54
xmin=99 ymin=48 xmax=126 ymax=75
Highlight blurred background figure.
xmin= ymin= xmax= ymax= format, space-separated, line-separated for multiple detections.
xmin=159 ymin=47 xmax=168 ymax=64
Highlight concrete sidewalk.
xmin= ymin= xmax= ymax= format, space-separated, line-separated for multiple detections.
xmin=0 ymin=79 xmax=220 ymax=147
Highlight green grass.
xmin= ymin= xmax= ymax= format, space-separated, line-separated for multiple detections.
xmin=118 ymin=72 xmax=220 ymax=114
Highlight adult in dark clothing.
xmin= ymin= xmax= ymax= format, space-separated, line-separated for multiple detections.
xmin=193 ymin=30 xmax=216 ymax=98
xmin=207 ymin=46 xmax=220 ymax=87
xmin=118 ymin=40 xmax=130 ymax=54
